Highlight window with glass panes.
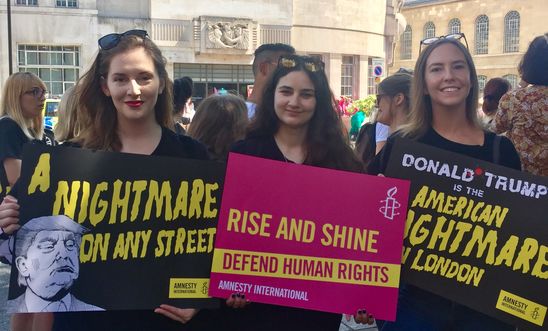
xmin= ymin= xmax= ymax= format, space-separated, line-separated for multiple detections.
xmin=448 ymin=19 xmax=461 ymax=34
xmin=18 ymin=45 xmax=80 ymax=96
xmin=16 ymin=0 xmax=37 ymax=5
xmin=56 ymin=0 xmax=77 ymax=7
xmin=475 ymin=15 xmax=489 ymax=55
xmin=503 ymin=74 xmax=518 ymax=89
xmin=400 ymin=25 xmax=412 ymax=60
xmin=173 ymin=63 xmax=253 ymax=104
xmin=424 ymin=22 xmax=435 ymax=39
xmin=504 ymin=11 xmax=520 ymax=53
xmin=478 ymin=75 xmax=487 ymax=93
xmin=341 ymin=56 xmax=354 ymax=97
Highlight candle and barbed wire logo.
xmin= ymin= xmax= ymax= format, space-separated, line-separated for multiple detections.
xmin=380 ymin=187 xmax=401 ymax=220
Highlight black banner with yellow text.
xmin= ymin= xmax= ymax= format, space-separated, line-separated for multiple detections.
xmin=7 ymin=144 xmax=223 ymax=312
xmin=385 ymin=138 xmax=547 ymax=330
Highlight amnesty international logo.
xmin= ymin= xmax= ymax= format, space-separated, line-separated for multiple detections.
xmin=496 ymin=290 xmax=546 ymax=327
xmin=379 ymin=187 xmax=401 ymax=221
xmin=169 ymin=278 xmax=211 ymax=299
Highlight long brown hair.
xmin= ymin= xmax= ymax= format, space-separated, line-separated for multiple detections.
xmin=248 ymin=61 xmax=363 ymax=172
xmin=0 ymin=72 xmax=45 ymax=140
xmin=400 ymin=38 xmax=480 ymax=139
xmin=74 ymin=34 xmax=173 ymax=150
xmin=187 ymin=94 xmax=248 ymax=161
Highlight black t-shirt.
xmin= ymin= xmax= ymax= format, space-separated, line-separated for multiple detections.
xmin=368 ymin=126 xmax=522 ymax=175
xmin=232 ymin=135 xmax=291 ymax=163
xmin=228 ymin=135 xmax=344 ymax=331
xmin=0 ymin=117 xmax=56 ymax=201
xmin=51 ymin=128 xmax=216 ymax=331
xmin=0 ymin=117 xmax=30 ymax=199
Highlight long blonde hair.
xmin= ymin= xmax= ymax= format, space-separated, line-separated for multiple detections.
xmin=0 ymin=72 xmax=45 ymax=140
xmin=54 ymin=86 xmax=81 ymax=142
xmin=400 ymin=39 xmax=480 ymax=139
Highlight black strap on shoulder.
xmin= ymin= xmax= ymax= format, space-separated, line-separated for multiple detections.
xmin=492 ymin=134 xmax=501 ymax=165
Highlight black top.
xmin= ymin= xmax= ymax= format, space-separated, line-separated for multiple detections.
xmin=0 ymin=117 xmax=28 ymax=200
xmin=53 ymin=127 xmax=214 ymax=331
xmin=227 ymin=136 xmax=343 ymax=331
xmin=232 ymin=135 xmax=294 ymax=163
xmin=0 ymin=117 xmax=56 ymax=201
xmin=368 ymin=127 xmax=522 ymax=175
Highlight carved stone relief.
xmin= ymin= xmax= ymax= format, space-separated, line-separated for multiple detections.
xmin=206 ymin=21 xmax=250 ymax=49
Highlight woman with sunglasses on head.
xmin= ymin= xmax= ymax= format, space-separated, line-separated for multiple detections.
xmin=56 ymin=29 xmax=212 ymax=331
xmin=0 ymin=31 xmax=211 ymax=331
xmin=227 ymin=55 xmax=371 ymax=331
xmin=368 ymin=37 xmax=520 ymax=331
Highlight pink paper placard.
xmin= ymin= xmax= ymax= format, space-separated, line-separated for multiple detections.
xmin=209 ymin=153 xmax=410 ymax=320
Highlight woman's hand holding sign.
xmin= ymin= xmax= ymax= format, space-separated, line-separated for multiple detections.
xmin=0 ymin=195 xmax=20 ymax=234
xmin=154 ymin=305 xmax=199 ymax=324
xmin=226 ymin=292 xmax=249 ymax=308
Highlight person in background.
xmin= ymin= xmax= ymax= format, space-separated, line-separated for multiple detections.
xmin=246 ymin=43 xmax=296 ymax=118
xmin=229 ymin=54 xmax=371 ymax=331
xmin=368 ymin=36 xmax=520 ymax=331
xmin=0 ymin=29 xmax=211 ymax=331
xmin=481 ymin=77 xmax=510 ymax=131
xmin=187 ymin=94 xmax=248 ymax=161
xmin=495 ymin=33 xmax=548 ymax=176
xmin=356 ymin=73 xmax=411 ymax=168
xmin=53 ymin=87 xmax=81 ymax=143
xmin=349 ymin=109 xmax=365 ymax=141
xmin=375 ymin=73 xmax=412 ymax=134
xmin=0 ymin=72 xmax=54 ymax=197
xmin=173 ymin=76 xmax=194 ymax=134
xmin=0 ymin=71 xmax=55 ymax=331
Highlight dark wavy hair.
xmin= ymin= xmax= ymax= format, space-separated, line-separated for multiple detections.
xmin=519 ymin=33 xmax=548 ymax=86
xmin=74 ymin=34 xmax=173 ymax=151
xmin=247 ymin=60 xmax=363 ymax=172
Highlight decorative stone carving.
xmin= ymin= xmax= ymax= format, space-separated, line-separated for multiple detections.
xmin=206 ymin=21 xmax=249 ymax=49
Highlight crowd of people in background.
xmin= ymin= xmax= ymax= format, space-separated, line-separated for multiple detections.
xmin=0 ymin=27 xmax=546 ymax=331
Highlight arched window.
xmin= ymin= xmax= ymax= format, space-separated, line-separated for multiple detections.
xmin=478 ymin=75 xmax=487 ymax=93
xmin=424 ymin=22 xmax=435 ymax=39
xmin=504 ymin=11 xmax=520 ymax=53
xmin=400 ymin=25 xmax=412 ymax=60
xmin=448 ymin=18 xmax=461 ymax=34
xmin=475 ymin=15 xmax=489 ymax=54
xmin=503 ymin=74 xmax=518 ymax=89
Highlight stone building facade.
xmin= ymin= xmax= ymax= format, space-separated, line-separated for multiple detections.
xmin=0 ymin=0 xmax=406 ymax=102
xmin=390 ymin=0 xmax=548 ymax=91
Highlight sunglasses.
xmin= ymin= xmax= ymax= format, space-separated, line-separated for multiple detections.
xmin=24 ymin=87 xmax=48 ymax=99
xmin=98 ymin=29 xmax=148 ymax=50
xmin=419 ymin=33 xmax=468 ymax=52
xmin=278 ymin=55 xmax=325 ymax=72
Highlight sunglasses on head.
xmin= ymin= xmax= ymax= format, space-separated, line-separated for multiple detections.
xmin=278 ymin=55 xmax=325 ymax=72
xmin=24 ymin=87 xmax=47 ymax=99
xmin=98 ymin=29 xmax=148 ymax=50
xmin=419 ymin=32 xmax=468 ymax=52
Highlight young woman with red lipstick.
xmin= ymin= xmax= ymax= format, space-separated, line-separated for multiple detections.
xmin=368 ymin=38 xmax=521 ymax=330
xmin=0 ymin=31 xmax=211 ymax=331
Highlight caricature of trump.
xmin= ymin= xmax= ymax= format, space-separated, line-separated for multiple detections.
xmin=7 ymin=215 xmax=103 ymax=312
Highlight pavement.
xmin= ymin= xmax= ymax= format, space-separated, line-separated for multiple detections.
xmin=0 ymin=263 xmax=10 ymax=330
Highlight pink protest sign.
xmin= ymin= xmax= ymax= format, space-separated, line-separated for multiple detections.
xmin=209 ymin=153 xmax=410 ymax=320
